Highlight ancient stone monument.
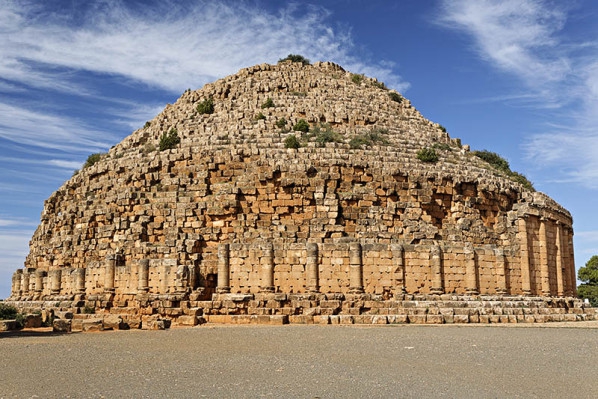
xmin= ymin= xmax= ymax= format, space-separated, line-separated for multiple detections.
xmin=6 ymin=60 xmax=594 ymax=329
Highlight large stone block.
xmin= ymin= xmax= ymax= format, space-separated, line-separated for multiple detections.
xmin=52 ymin=319 xmax=71 ymax=333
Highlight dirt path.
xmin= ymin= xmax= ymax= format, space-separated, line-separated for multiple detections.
xmin=2 ymin=323 xmax=598 ymax=398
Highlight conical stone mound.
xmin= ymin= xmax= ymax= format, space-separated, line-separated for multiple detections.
xmin=8 ymin=60 xmax=591 ymax=328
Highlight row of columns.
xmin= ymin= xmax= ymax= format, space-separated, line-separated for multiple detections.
xmin=518 ymin=216 xmax=576 ymax=296
xmin=212 ymin=242 xmax=501 ymax=295
xmin=11 ymin=220 xmax=575 ymax=298
xmin=11 ymin=268 xmax=87 ymax=297
xmin=216 ymin=242 xmax=379 ymax=294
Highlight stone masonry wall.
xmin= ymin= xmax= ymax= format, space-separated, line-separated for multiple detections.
xmin=7 ymin=61 xmax=577 ymax=324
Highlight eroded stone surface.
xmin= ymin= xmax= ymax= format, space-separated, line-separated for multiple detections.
xmin=4 ymin=61 xmax=583 ymax=326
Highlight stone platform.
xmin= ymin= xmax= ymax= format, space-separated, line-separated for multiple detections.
xmin=6 ymin=294 xmax=597 ymax=332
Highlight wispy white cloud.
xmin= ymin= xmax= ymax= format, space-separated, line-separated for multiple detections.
xmin=0 ymin=230 xmax=33 ymax=298
xmin=0 ymin=1 xmax=407 ymax=94
xmin=0 ymin=217 xmax=38 ymax=228
xmin=437 ymin=0 xmax=598 ymax=189
xmin=0 ymin=102 xmax=116 ymax=152
xmin=437 ymin=0 xmax=570 ymax=88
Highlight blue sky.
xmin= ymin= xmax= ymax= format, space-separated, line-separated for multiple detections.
xmin=1 ymin=0 xmax=597 ymax=298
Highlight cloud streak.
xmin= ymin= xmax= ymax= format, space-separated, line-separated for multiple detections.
xmin=0 ymin=102 xmax=116 ymax=153
xmin=0 ymin=1 xmax=407 ymax=94
xmin=437 ymin=0 xmax=598 ymax=189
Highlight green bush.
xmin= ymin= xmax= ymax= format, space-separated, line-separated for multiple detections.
xmin=509 ymin=171 xmax=535 ymax=191
xmin=159 ymin=128 xmax=181 ymax=151
xmin=0 ymin=303 xmax=19 ymax=320
xmin=196 ymin=98 xmax=214 ymax=115
xmin=417 ymin=147 xmax=439 ymax=163
xmin=315 ymin=131 xmax=341 ymax=147
xmin=276 ymin=118 xmax=287 ymax=129
xmin=439 ymin=125 xmax=447 ymax=133
xmin=433 ymin=142 xmax=452 ymax=151
xmin=472 ymin=150 xmax=534 ymax=190
xmin=83 ymin=305 xmax=95 ymax=314
xmin=578 ymin=255 xmax=598 ymax=306
xmin=349 ymin=128 xmax=390 ymax=148
xmin=261 ymin=98 xmax=275 ymax=109
xmin=83 ymin=153 xmax=105 ymax=169
xmin=372 ymin=81 xmax=388 ymax=90
xmin=278 ymin=54 xmax=310 ymax=65
xmin=351 ymin=73 xmax=364 ymax=84
xmin=144 ymin=121 xmax=151 ymax=128
xmin=255 ymin=112 xmax=266 ymax=120
xmin=284 ymin=135 xmax=301 ymax=149
xmin=293 ymin=119 xmax=310 ymax=133
xmin=389 ymin=92 xmax=403 ymax=103
xmin=472 ymin=150 xmax=510 ymax=173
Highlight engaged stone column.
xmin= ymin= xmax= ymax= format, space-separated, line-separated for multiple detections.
xmin=35 ymin=269 xmax=45 ymax=293
xmin=306 ymin=242 xmax=319 ymax=293
xmin=465 ymin=244 xmax=478 ymax=295
xmin=160 ymin=264 xmax=170 ymax=294
xmin=12 ymin=269 xmax=22 ymax=297
xmin=104 ymin=254 xmax=115 ymax=293
xmin=494 ymin=248 xmax=508 ymax=295
xmin=261 ymin=242 xmax=275 ymax=293
xmin=21 ymin=271 xmax=30 ymax=296
xmin=75 ymin=268 xmax=86 ymax=295
xmin=349 ymin=242 xmax=364 ymax=294
xmin=539 ymin=218 xmax=551 ymax=296
xmin=430 ymin=245 xmax=443 ymax=295
xmin=391 ymin=243 xmax=406 ymax=295
xmin=50 ymin=269 xmax=62 ymax=295
xmin=555 ymin=223 xmax=564 ymax=297
xmin=561 ymin=226 xmax=577 ymax=296
xmin=138 ymin=259 xmax=149 ymax=293
xmin=518 ymin=217 xmax=532 ymax=295
xmin=217 ymin=244 xmax=231 ymax=294
xmin=566 ymin=228 xmax=576 ymax=296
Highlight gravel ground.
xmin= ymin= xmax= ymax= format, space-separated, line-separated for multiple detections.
xmin=1 ymin=323 xmax=598 ymax=398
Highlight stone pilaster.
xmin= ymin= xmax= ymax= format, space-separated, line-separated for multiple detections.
xmin=306 ymin=242 xmax=319 ymax=293
xmin=430 ymin=245 xmax=443 ymax=295
xmin=518 ymin=217 xmax=532 ymax=295
xmin=494 ymin=248 xmax=508 ymax=295
xmin=555 ymin=222 xmax=564 ymax=297
xmin=566 ymin=228 xmax=576 ymax=296
xmin=12 ymin=269 xmax=22 ymax=298
xmin=50 ymin=269 xmax=62 ymax=295
xmin=74 ymin=268 xmax=86 ymax=295
xmin=35 ymin=269 xmax=45 ymax=293
xmin=104 ymin=254 xmax=115 ymax=294
xmin=21 ymin=271 xmax=30 ymax=297
xmin=261 ymin=242 xmax=275 ymax=293
xmin=138 ymin=259 xmax=149 ymax=293
xmin=391 ymin=243 xmax=406 ymax=295
xmin=217 ymin=243 xmax=231 ymax=294
xmin=539 ymin=218 xmax=551 ymax=296
xmin=349 ymin=242 xmax=364 ymax=294
xmin=465 ymin=244 xmax=478 ymax=295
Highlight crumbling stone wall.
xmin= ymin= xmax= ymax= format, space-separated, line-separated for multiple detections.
xmin=8 ymin=61 xmax=575 ymax=313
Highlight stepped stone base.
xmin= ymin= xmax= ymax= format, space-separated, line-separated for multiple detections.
xmin=5 ymin=294 xmax=597 ymax=331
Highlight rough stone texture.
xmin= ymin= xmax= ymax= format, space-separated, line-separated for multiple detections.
xmin=4 ymin=60 xmax=586 ymax=326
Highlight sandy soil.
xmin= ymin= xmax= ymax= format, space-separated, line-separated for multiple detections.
xmin=2 ymin=323 xmax=598 ymax=398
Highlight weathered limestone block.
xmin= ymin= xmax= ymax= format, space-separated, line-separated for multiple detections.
xmin=9 ymin=60 xmax=577 ymax=324
xmin=52 ymin=319 xmax=71 ymax=333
